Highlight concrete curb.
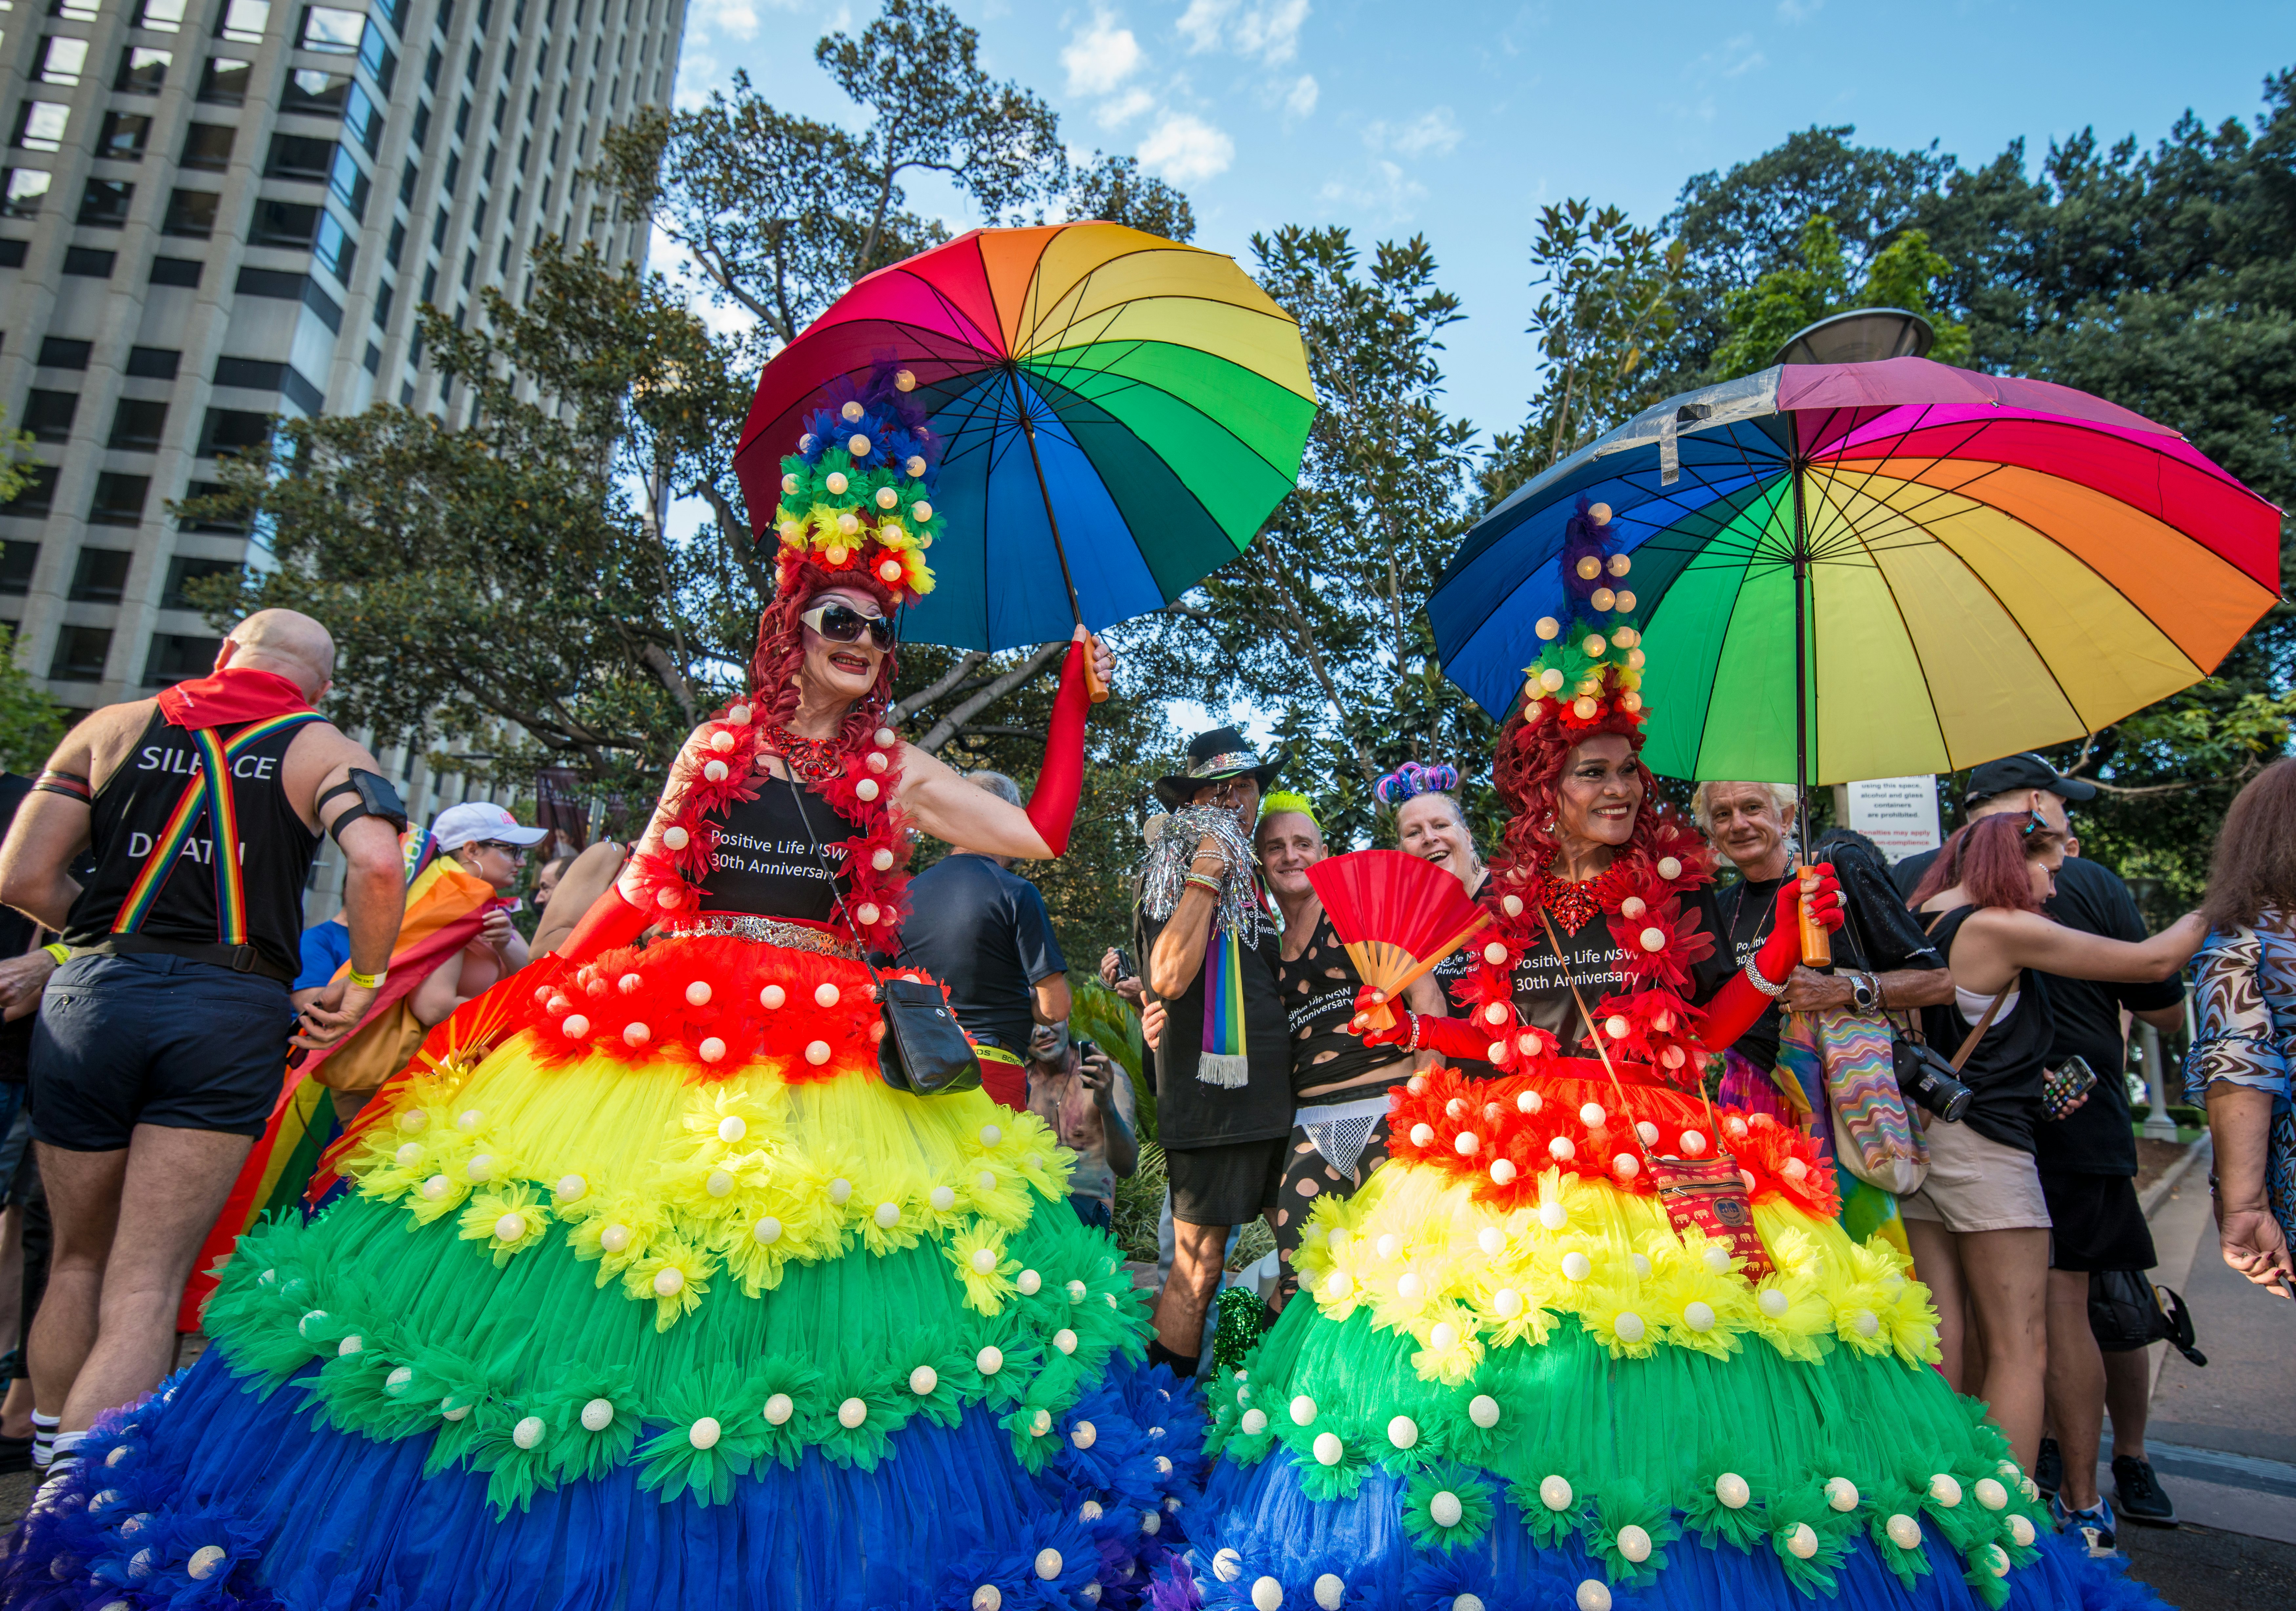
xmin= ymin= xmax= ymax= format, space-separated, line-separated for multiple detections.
xmin=2140 ymin=1133 xmax=2213 ymax=1222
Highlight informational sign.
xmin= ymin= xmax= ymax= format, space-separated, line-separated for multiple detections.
xmin=1834 ymin=776 xmax=1943 ymax=864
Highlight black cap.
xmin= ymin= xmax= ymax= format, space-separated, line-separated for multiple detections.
xmin=1152 ymin=726 xmax=1290 ymax=808
xmin=1965 ymin=752 xmax=2098 ymax=806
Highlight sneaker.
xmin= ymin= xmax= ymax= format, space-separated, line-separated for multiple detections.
xmin=2035 ymin=1435 xmax=2063 ymax=1498
xmin=2052 ymin=1493 xmax=2118 ymax=1557
xmin=2112 ymin=1456 xmax=2178 ymax=1527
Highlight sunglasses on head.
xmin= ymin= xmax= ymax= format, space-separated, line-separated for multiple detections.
xmin=801 ymin=602 xmax=896 ymax=651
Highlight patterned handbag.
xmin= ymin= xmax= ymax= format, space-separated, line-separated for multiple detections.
xmin=1779 ymin=1005 xmax=1928 ymax=1195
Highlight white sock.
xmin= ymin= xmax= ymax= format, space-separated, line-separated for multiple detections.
xmin=46 ymin=1428 xmax=83 ymax=1473
xmin=30 ymin=1411 xmax=57 ymax=1470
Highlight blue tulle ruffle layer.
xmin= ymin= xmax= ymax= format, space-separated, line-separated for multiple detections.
xmin=6 ymin=1348 xmax=1203 ymax=1611
xmin=1169 ymin=1450 xmax=2166 ymax=1611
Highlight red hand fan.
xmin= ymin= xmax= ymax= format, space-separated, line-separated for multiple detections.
xmin=1306 ymin=850 xmax=1493 ymax=1032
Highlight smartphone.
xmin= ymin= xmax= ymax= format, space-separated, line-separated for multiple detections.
xmin=2043 ymin=1055 xmax=2099 ymax=1121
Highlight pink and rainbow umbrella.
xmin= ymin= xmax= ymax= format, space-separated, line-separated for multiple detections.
xmin=1432 ymin=357 xmax=2283 ymax=785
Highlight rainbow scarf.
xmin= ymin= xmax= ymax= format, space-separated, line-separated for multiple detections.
xmin=111 ymin=711 xmax=324 ymax=944
xmin=1196 ymin=924 xmax=1250 ymax=1088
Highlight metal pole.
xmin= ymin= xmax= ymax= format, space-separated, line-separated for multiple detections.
xmin=2139 ymin=1020 xmax=2180 ymax=1140
xmin=1005 ymin=362 xmax=1085 ymax=631
xmin=1789 ymin=462 xmax=1811 ymax=864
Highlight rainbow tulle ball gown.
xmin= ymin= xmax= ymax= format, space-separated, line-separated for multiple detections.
xmin=3 ymin=928 xmax=1198 ymax=1608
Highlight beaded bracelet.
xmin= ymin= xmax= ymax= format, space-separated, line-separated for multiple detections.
xmin=1744 ymin=958 xmax=1789 ymax=998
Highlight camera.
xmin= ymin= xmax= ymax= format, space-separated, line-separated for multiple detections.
xmin=1892 ymin=1041 xmax=1975 ymax=1124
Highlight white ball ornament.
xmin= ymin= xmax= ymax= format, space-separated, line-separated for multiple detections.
xmin=561 ymin=1014 xmax=591 ymax=1039
xmin=1251 ymin=1578 xmax=1284 ymax=1611
xmin=1929 ymin=1473 xmax=1962 ymax=1507
xmin=752 ymin=1217 xmax=783 ymax=1245
xmin=1616 ymin=1524 xmax=1652 ymax=1563
xmin=1974 ymin=1477 xmax=2007 ymax=1511
xmin=1703 ymin=1246 xmax=1733 ymax=1275
xmin=1035 ymin=1549 xmax=1063 ymax=1581
xmin=716 ymin=1116 xmax=747 ymax=1144
xmin=187 ymin=1545 xmax=229 ymax=1580
xmin=397 ymin=1109 xmax=429 ymax=1133
xmin=1785 ymin=1522 xmax=1819 ymax=1560
xmin=1430 ymin=1322 xmax=1460 ymax=1352
xmin=855 ymin=779 xmax=880 ymax=802
xmin=1313 ymin=1432 xmax=1343 ymax=1466
xmin=395 ymin=1142 xmax=422 ymax=1167
xmin=1478 ymin=1226 xmax=1506 ymax=1256
xmin=813 ymin=982 xmax=841 ymax=1008
xmin=1885 ymin=1513 xmax=1921 ymax=1549
xmin=763 ymin=1393 xmax=794 ymax=1426
xmin=653 ymin=1267 xmax=685 ymax=1296
xmin=494 ymin=1213 xmax=527 ymax=1242
xmin=1758 ymin=1288 xmax=1791 ymax=1318
xmin=600 ymin=1222 xmax=632 ymax=1253
xmin=1984 ymin=1544 xmax=2009 ymax=1578
xmin=1053 ymin=1328 xmax=1078 ymax=1355
xmin=1613 ymin=1310 xmax=1646 ymax=1343
xmin=1455 ymin=1599 xmax=1487 ymax=1611
xmin=1467 ymin=1393 xmax=1501 ymax=1429
xmin=1314 ymin=1574 xmax=1346 ymax=1610
xmin=1715 ymin=1472 xmax=1751 ymax=1509
xmin=838 ymin=1397 xmax=868 ymax=1429
xmin=338 ymin=1333 xmax=364 ymax=1356
xmin=1430 ymin=1490 xmax=1464 ymax=1528
xmin=760 ymin=985 xmax=786 ymax=1009
xmin=1290 ymin=1394 xmax=1317 ymax=1426
xmin=805 ymin=1040 xmax=832 ymax=1066
xmin=1494 ymin=1288 xmax=1524 ymax=1318
xmin=976 ymin=1345 xmax=1004 ymax=1376
xmin=623 ymin=1023 xmax=651 ymax=1048
xmin=1826 ymin=1477 xmax=1859 ymax=1512
xmin=1549 ymin=1137 xmax=1577 ymax=1163
xmin=1575 ymin=1580 xmax=1612 ymax=1611
xmin=1680 ymin=1129 xmax=1708 ymax=1157
xmin=1539 ymin=1199 xmax=1569 ymax=1230
xmin=1683 ymin=1301 xmax=1716 ymax=1333
xmin=580 ymin=1397 xmax=616 ymax=1432
xmin=703 ymin=760 xmax=730 ymax=783
xmin=1540 ymin=1474 xmax=1573 ymax=1510
xmin=908 ymin=1365 xmax=938 ymax=1397
xmin=1410 ymin=1123 xmax=1435 ymax=1147
xmin=1453 ymin=1132 xmax=1480 ymax=1156
xmin=688 ymin=1417 xmax=721 ymax=1450
xmin=1241 ymin=1408 xmax=1269 ymax=1434
xmin=1657 ymin=856 xmax=1683 ymax=880
xmin=1212 ymin=1549 xmax=1244 ymax=1583
xmin=706 ymin=1170 xmax=735 ymax=1198
xmin=1562 ymin=1252 xmax=1593 ymax=1282
xmin=1483 ymin=941 xmax=1509 ymax=965
xmin=2009 ymin=1514 xmax=2036 ymax=1547
xmin=872 ymin=848 xmax=896 ymax=871
xmin=513 ymin=1416 xmax=546 ymax=1450
xmin=972 ymin=1589 xmax=1002 ymax=1611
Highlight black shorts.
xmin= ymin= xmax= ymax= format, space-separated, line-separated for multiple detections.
xmin=30 ymin=954 xmax=292 ymax=1151
xmin=2040 ymin=1170 xmax=2157 ymax=1272
xmin=1166 ymin=1135 xmax=1285 ymax=1228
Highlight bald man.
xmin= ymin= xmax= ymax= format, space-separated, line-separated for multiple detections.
xmin=0 ymin=609 xmax=406 ymax=1470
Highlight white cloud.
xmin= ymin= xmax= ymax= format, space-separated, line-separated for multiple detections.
xmin=1776 ymin=0 xmax=1824 ymax=18
xmin=1063 ymin=10 xmax=1145 ymax=96
xmin=1319 ymin=159 xmax=1426 ymax=222
xmin=1284 ymin=73 xmax=1318 ymax=118
xmin=690 ymin=0 xmax=797 ymax=39
xmin=1176 ymin=0 xmax=1310 ymax=66
xmin=1363 ymin=107 xmax=1460 ymax=158
xmin=1097 ymin=85 xmax=1157 ymax=128
xmin=1138 ymin=111 xmax=1236 ymax=182
xmin=1693 ymin=32 xmax=1766 ymax=79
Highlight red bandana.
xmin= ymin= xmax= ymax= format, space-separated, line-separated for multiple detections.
xmin=155 ymin=667 xmax=314 ymax=731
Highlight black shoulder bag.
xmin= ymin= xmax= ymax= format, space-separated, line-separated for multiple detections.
xmin=783 ymin=776 xmax=981 ymax=1097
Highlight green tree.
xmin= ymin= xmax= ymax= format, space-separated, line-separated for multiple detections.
xmin=1707 ymin=216 xmax=1970 ymax=379
xmin=1482 ymin=200 xmax=1684 ymax=506
xmin=0 ymin=626 xmax=66 ymax=771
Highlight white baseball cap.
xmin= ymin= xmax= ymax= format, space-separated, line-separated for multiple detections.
xmin=432 ymin=801 xmax=550 ymax=852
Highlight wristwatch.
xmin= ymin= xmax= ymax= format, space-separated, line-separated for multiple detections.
xmin=1849 ymin=972 xmax=1878 ymax=1012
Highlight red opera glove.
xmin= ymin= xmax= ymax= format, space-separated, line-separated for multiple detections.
xmin=1024 ymin=638 xmax=1091 ymax=857
xmin=1705 ymin=864 xmax=1846 ymax=1050
xmin=554 ymin=884 xmax=652 ymax=965
xmin=1350 ymin=987 xmax=1490 ymax=1061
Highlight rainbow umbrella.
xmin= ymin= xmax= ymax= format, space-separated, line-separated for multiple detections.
xmin=1432 ymin=358 xmax=2282 ymax=787
xmin=734 ymin=223 xmax=1316 ymax=651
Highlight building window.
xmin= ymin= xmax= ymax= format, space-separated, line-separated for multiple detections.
xmin=358 ymin=23 xmax=397 ymax=93
xmin=97 ymin=114 xmax=154 ymax=162
xmin=386 ymin=219 xmax=405 ymax=266
xmin=36 ymin=337 xmax=90 ymax=370
xmin=313 ymin=210 xmax=356 ymax=280
xmin=411 ymin=101 xmax=431 ymax=150
xmin=61 ymin=247 xmax=116 ymax=278
xmin=163 ymin=188 xmax=219 ymax=237
xmin=266 ymin=132 xmax=335 ymax=180
xmin=135 ymin=0 xmax=191 ymax=30
xmin=87 ymin=476 xmax=151 ymax=528
xmin=282 ymin=67 xmax=350 ymax=115
xmin=77 ymin=179 xmax=135 ymax=227
xmin=22 ymin=390 xmax=76 ymax=443
xmin=150 ymin=256 xmax=202 ymax=286
xmin=342 ymin=81 xmax=382 ymax=155
xmin=49 ymin=0 xmax=101 ymax=19
xmin=36 ymin=37 xmax=90 ymax=87
xmin=299 ymin=5 xmax=364 ymax=51
xmin=146 ymin=633 xmax=224 ymax=685
xmin=217 ymin=0 xmax=272 ymax=46
xmin=3 ymin=465 xmax=59 ymax=517
xmin=0 ymin=542 xmax=37 ymax=595
xmin=11 ymin=102 xmax=72 ymax=154
xmin=180 ymin=123 xmax=234 ymax=171
xmin=199 ymin=57 xmax=252 ymax=103
xmin=251 ymin=199 xmax=321 ymax=249
xmin=163 ymin=555 xmax=242 ymax=608
xmin=373 ymin=278 xmax=394 ymax=322
xmin=115 ymin=48 xmax=173 ymax=93
xmin=68 ymin=545 xmax=132 ymax=601
xmin=1 ymin=169 xmax=51 ymax=218
xmin=109 ymin=398 xmax=168 ymax=451
xmin=198 ymin=409 xmax=272 ymax=459
xmin=127 ymin=346 xmax=181 ymax=379
xmin=49 ymin=625 xmax=112 ymax=682
xmin=177 ymin=482 xmax=249 ymax=534
xmin=329 ymin=147 xmax=370 ymax=218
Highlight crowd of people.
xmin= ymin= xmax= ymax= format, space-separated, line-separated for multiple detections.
xmin=0 ymin=382 xmax=2282 ymax=1611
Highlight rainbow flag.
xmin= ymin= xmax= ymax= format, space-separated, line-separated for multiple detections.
xmin=1195 ymin=925 xmax=1250 ymax=1088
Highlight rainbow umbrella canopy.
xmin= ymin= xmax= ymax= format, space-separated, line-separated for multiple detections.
xmin=733 ymin=222 xmax=1316 ymax=650
xmin=1431 ymin=358 xmax=2283 ymax=786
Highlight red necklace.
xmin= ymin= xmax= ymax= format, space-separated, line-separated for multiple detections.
xmin=763 ymin=723 xmax=843 ymax=784
xmin=1539 ymin=862 xmax=1630 ymax=931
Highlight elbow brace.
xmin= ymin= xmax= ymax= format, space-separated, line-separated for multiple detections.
xmin=318 ymin=770 xmax=411 ymax=846
xmin=1023 ymin=639 xmax=1091 ymax=857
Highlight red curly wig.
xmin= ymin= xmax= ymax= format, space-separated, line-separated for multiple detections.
xmin=1486 ymin=679 xmax=1710 ymax=894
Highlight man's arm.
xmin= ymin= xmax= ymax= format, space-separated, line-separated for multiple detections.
xmin=1147 ymin=832 xmax=1228 ymax=1000
xmin=2135 ymin=1003 xmax=2186 ymax=1032
xmin=0 ymin=711 xmax=123 ymax=930
xmin=292 ymin=736 xmax=405 ymax=1047
xmin=1032 ymin=972 xmax=1071 ymax=1026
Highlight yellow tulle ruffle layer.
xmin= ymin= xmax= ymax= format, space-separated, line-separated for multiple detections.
xmin=340 ymin=1031 xmax=1075 ymax=1331
xmin=1290 ymin=1159 xmax=1941 ymax=1384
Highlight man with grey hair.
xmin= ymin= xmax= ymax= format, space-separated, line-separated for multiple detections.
xmin=895 ymin=770 xmax=1071 ymax=1111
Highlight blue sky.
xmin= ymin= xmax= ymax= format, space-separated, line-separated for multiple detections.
xmin=663 ymin=0 xmax=2296 ymax=442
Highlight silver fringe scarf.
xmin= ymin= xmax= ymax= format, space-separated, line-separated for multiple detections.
xmin=1141 ymin=804 xmax=1261 ymax=1087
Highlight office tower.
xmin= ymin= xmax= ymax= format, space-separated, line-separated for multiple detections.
xmin=0 ymin=0 xmax=685 ymax=724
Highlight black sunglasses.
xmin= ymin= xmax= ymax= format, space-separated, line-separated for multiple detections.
xmin=801 ymin=602 xmax=896 ymax=651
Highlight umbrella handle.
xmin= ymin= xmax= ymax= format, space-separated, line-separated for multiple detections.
xmin=1796 ymin=864 xmax=1833 ymax=968
xmin=1085 ymin=633 xmax=1110 ymax=704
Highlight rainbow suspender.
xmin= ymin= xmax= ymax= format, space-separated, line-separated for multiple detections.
xmin=111 ymin=711 xmax=323 ymax=944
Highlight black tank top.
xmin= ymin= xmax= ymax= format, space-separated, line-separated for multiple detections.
xmin=63 ymin=707 xmax=321 ymax=980
xmin=1280 ymin=912 xmax=1396 ymax=1103
xmin=1918 ymin=905 xmax=2055 ymax=1155
xmin=693 ymin=778 xmax=860 ymax=923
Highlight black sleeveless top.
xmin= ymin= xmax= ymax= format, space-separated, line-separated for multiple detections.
xmin=1918 ymin=905 xmax=2055 ymax=1155
xmin=62 ymin=707 xmax=320 ymax=980
xmin=1279 ymin=912 xmax=1397 ymax=1104
xmin=693 ymin=778 xmax=860 ymax=923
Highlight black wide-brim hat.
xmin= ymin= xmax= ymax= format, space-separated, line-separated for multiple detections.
xmin=1153 ymin=725 xmax=1290 ymax=809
